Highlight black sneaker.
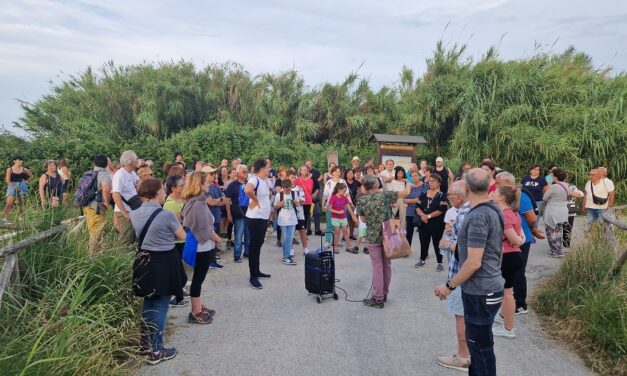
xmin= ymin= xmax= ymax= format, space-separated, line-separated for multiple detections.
xmin=227 ymin=240 xmax=235 ymax=247
xmin=315 ymin=231 xmax=323 ymax=236
xmin=363 ymin=298 xmax=384 ymax=309
xmin=209 ymin=262 xmax=224 ymax=270
xmin=348 ymin=247 xmax=359 ymax=254
xmin=146 ymin=348 xmax=177 ymax=365
xmin=201 ymin=305 xmax=216 ymax=317
xmin=363 ymin=247 xmax=369 ymax=254
xmin=169 ymin=297 xmax=189 ymax=308
xmin=292 ymin=238 xmax=299 ymax=245
xmin=188 ymin=310 xmax=213 ymax=324
xmin=515 ymin=305 xmax=529 ymax=315
xmin=250 ymin=277 xmax=263 ymax=290
xmin=277 ymin=240 xmax=282 ymax=247
xmin=234 ymin=256 xmax=242 ymax=263
xmin=307 ymin=230 xmax=312 ymax=236
xmin=258 ymin=272 xmax=272 ymax=278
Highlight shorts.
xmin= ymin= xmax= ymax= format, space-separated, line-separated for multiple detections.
xmin=6 ymin=182 xmax=28 ymax=197
xmin=296 ymin=219 xmax=306 ymax=230
xmin=358 ymin=226 xmax=367 ymax=238
xmin=447 ymin=287 xmax=464 ymax=316
xmin=501 ymin=252 xmax=523 ymax=289
xmin=331 ymin=218 xmax=348 ymax=228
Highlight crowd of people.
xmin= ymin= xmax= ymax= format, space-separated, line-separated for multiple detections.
xmin=1 ymin=151 xmax=618 ymax=373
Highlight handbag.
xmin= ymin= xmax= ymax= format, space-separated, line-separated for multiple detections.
xmin=132 ymin=208 xmax=162 ymax=297
xmin=122 ymin=194 xmax=143 ymax=210
xmin=556 ymin=183 xmax=580 ymax=214
xmin=590 ymin=182 xmax=608 ymax=205
xmin=381 ymin=192 xmax=412 ymax=259
xmin=182 ymin=229 xmax=199 ymax=267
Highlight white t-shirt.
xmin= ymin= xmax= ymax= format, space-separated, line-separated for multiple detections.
xmin=273 ymin=191 xmax=299 ymax=226
xmin=112 ymin=168 xmax=139 ymax=212
xmin=246 ymin=175 xmax=271 ymax=219
xmin=379 ymin=170 xmax=394 ymax=191
xmin=323 ymin=179 xmax=347 ymax=203
xmin=585 ymin=178 xmax=614 ymax=209
xmin=443 ymin=207 xmax=460 ymax=241
xmin=390 ymin=179 xmax=407 ymax=192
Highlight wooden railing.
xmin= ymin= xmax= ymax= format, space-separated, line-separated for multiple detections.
xmin=601 ymin=204 xmax=627 ymax=276
xmin=0 ymin=216 xmax=84 ymax=308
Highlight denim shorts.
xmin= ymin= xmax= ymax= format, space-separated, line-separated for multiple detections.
xmin=447 ymin=287 xmax=464 ymax=316
xmin=586 ymin=208 xmax=605 ymax=225
xmin=6 ymin=181 xmax=28 ymax=197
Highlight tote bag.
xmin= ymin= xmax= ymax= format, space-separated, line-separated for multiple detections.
xmin=182 ymin=229 xmax=199 ymax=267
xmin=381 ymin=192 xmax=412 ymax=259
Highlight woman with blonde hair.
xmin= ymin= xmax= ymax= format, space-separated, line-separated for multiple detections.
xmin=39 ymin=160 xmax=64 ymax=208
xmin=181 ymin=171 xmax=222 ymax=324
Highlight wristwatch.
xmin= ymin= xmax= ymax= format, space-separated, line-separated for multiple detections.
xmin=428 ymin=214 xmax=432 ymax=219
xmin=446 ymin=280 xmax=456 ymax=290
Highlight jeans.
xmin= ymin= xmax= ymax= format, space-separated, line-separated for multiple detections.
xmin=366 ymin=243 xmax=392 ymax=301
xmin=325 ymin=209 xmax=334 ymax=244
xmin=462 ymin=290 xmax=504 ymax=376
xmin=141 ymin=295 xmax=171 ymax=352
xmin=513 ymin=242 xmax=530 ymax=308
xmin=586 ymin=208 xmax=605 ymax=225
xmin=281 ymin=225 xmax=296 ymax=259
xmin=233 ymin=218 xmax=250 ymax=258
xmin=247 ymin=218 xmax=268 ymax=277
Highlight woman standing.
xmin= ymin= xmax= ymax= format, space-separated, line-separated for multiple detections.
xmin=480 ymin=161 xmax=497 ymax=193
xmin=129 ymin=178 xmax=186 ymax=365
xmin=344 ymin=168 xmax=361 ymax=240
xmin=520 ymin=164 xmax=549 ymax=209
xmin=181 ymin=171 xmax=223 ymax=324
xmin=542 ymin=168 xmax=583 ymax=257
xmin=356 ymin=175 xmax=408 ymax=308
xmin=403 ymin=171 xmax=423 ymax=246
xmin=364 ymin=166 xmax=383 ymax=190
xmin=492 ymin=185 xmax=525 ymax=339
xmin=163 ymin=175 xmax=189 ymax=308
xmin=295 ymin=165 xmax=318 ymax=244
xmin=38 ymin=160 xmax=64 ymax=208
xmin=414 ymin=174 xmax=448 ymax=272
xmin=390 ymin=166 xmax=408 ymax=228
xmin=57 ymin=158 xmax=72 ymax=204
xmin=3 ymin=156 xmax=32 ymax=219
xmin=322 ymin=166 xmax=347 ymax=249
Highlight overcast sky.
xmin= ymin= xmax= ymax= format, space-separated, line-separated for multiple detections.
xmin=1 ymin=0 xmax=626 ymax=135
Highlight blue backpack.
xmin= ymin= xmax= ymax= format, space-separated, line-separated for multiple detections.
xmin=238 ymin=179 xmax=259 ymax=207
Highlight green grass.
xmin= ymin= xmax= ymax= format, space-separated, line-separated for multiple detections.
xmin=535 ymin=231 xmax=627 ymax=376
xmin=0 ymin=206 xmax=140 ymax=376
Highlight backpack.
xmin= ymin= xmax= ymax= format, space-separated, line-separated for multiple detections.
xmin=237 ymin=178 xmax=261 ymax=208
xmin=73 ymin=170 xmax=100 ymax=208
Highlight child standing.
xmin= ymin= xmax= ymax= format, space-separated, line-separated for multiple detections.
xmin=274 ymin=179 xmax=298 ymax=265
xmin=328 ymin=183 xmax=357 ymax=253
xmin=354 ymin=208 xmax=369 ymax=254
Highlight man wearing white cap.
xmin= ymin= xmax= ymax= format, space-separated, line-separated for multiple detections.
xmin=434 ymin=157 xmax=454 ymax=194
xmin=351 ymin=156 xmax=361 ymax=172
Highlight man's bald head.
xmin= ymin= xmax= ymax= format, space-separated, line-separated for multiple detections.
xmin=495 ymin=171 xmax=516 ymax=187
xmin=465 ymin=168 xmax=490 ymax=193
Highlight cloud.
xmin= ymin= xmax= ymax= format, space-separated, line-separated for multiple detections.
xmin=0 ymin=0 xmax=626 ymax=132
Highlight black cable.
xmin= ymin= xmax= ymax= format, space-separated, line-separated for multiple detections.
xmin=334 ymin=278 xmax=373 ymax=303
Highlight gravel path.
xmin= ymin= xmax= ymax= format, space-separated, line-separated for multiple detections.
xmin=138 ymin=218 xmax=593 ymax=376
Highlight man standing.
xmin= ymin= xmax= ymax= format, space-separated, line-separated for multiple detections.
xmin=306 ymin=160 xmax=323 ymax=236
xmin=584 ymin=168 xmax=615 ymax=225
xmin=379 ymin=159 xmax=395 ymax=191
xmin=83 ymin=154 xmax=111 ymax=255
xmin=112 ymin=150 xmax=140 ymax=246
xmin=434 ymin=157 xmax=454 ymax=194
xmin=225 ymin=164 xmax=250 ymax=263
xmin=350 ymin=156 xmax=361 ymax=172
xmin=435 ymin=168 xmax=504 ymax=376
xmin=436 ymin=181 xmax=471 ymax=372
xmin=245 ymin=159 xmax=272 ymax=290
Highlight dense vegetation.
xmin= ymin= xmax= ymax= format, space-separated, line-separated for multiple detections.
xmin=1 ymin=42 xmax=625 ymax=197
xmin=536 ymin=227 xmax=627 ymax=376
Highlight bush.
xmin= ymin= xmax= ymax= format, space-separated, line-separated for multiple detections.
xmin=535 ymin=234 xmax=627 ymax=375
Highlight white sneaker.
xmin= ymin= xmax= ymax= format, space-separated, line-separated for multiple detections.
xmin=303 ymin=248 xmax=310 ymax=255
xmin=282 ymin=257 xmax=297 ymax=265
xmin=494 ymin=313 xmax=504 ymax=325
xmin=271 ymin=231 xmax=277 ymax=237
xmin=492 ymin=324 xmax=516 ymax=339
xmin=324 ymin=242 xmax=331 ymax=250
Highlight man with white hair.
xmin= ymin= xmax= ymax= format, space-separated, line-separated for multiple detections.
xmin=112 ymin=150 xmax=140 ymax=246
xmin=584 ymin=168 xmax=615 ymax=225
xmin=225 ymin=164 xmax=250 ymax=263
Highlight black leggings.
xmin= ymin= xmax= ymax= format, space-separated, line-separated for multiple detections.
xmin=513 ymin=242 xmax=530 ymax=307
xmin=405 ymin=216 xmax=417 ymax=245
xmin=418 ymin=225 xmax=444 ymax=263
xmin=247 ymin=218 xmax=268 ymax=277
xmin=190 ymin=251 xmax=211 ymax=298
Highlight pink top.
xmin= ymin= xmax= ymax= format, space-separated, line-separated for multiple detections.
xmin=502 ymin=208 xmax=522 ymax=253
xmin=328 ymin=195 xmax=350 ymax=219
